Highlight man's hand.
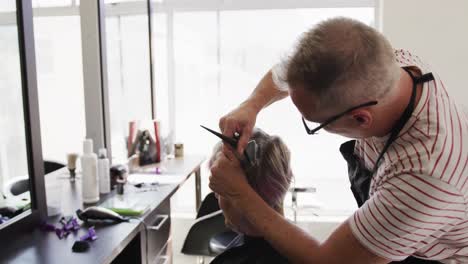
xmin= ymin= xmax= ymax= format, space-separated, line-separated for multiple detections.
xmin=219 ymin=103 xmax=258 ymax=154
xmin=218 ymin=70 xmax=288 ymax=154
xmin=209 ymin=149 xmax=252 ymax=202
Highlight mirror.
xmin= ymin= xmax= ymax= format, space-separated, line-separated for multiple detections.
xmin=0 ymin=0 xmax=45 ymax=230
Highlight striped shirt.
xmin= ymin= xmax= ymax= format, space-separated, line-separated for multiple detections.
xmin=272 ymin=50 xmax=468 ymax=262
xmin=350 ymin=50 xmax=468 ymax=263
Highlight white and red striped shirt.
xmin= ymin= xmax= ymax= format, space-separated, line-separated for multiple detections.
xmin=272 ymin=50 xmax=468 ymax=262
xmin=349 ymin=50 xmax=468 ymax=263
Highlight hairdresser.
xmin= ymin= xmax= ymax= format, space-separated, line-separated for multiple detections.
xmin=209 ymin=17 xmax=468 ymax=264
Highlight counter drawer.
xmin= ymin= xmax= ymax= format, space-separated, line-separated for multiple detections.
xmin=145 ymin=198 xmax=171 ymax=263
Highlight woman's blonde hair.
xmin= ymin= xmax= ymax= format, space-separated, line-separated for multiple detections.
xmin=209 ymin=128 xmax=293 ymax=211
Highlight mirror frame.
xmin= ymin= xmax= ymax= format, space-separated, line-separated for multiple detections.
xmin=0 ymin=0 xmax=47 ymax=237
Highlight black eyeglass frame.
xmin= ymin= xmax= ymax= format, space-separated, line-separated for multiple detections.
xmin=302 ymin=101 xmax=378 ymax=135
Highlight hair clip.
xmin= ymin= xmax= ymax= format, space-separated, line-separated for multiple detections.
xmin=0 ymin=214 xmax=8 ymax=224
xmin=64 ymin=218 xmax=80 ymax=232
xmin=41 ymin=216 xmax=81 ymax=240
xmin=80 ymin=227 xmax=98 ymax=241
xmin=40 ymin=222 xmax=57 ymax=232
xmin=244 ymin=140 xmax=259 ymax=168
xmin=56 ymin=228 xmax=67 ymax=239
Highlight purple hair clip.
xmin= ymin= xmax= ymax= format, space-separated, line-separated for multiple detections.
xmin=80 ymin=227 xmax=98 ymax=241
xmin=0 ymin=216 xmax=9 ymax=224
xmin=40 ymin=222 xmax=57 ymax=232
xmin=41 ymin=216 xmax=81 ymax=239
xmin=56 ymin=228 xmax=66 ymax=239
xmin=71 ymin=218 xmax=80 ymax=231
xmin=64 ymin=218 xmax=80 ymax=232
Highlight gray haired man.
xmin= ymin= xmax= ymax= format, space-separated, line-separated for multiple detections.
xmin=209 ymin=17 xmax=468 ymax=264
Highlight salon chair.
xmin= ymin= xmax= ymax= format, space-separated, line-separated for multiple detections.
xmin=182 ymin=187 xmax=320 ymax=261
xmin=181 ymin=192 xmax=237 ymax=259
xmin=3 ymin=160 xmax=65 ymax=197
xmin=44 ymin=160 xmax=65 ymax=174
xmin=3 ymin=176 xmax=29 ymax=197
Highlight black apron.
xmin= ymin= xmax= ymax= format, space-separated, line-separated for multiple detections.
xmin=210 ymin=234 xmax=289 ymax=264
xmin=340 ymin=68 xmax=439 ymax=264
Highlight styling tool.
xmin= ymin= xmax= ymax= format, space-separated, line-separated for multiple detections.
xmin=76 ymin=206 xmax=129 ymax=223
xmin=200 ymin=125 xmax=259 ymax=168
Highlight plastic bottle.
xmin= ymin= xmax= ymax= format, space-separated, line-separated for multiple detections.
xmin=81 ymin=139 xmax=99 ymax=204
xmin=98 ymin=148 xmax=110 ymax=194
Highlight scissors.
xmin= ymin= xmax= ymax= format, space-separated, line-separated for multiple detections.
xmin=200 ymin=125 xmax=258 ymax=169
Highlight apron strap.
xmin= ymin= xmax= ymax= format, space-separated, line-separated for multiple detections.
xmin=415 ymin=72 xmax=434 ymax=84
xmin=371 ymin=68 xmax=434 ymax=173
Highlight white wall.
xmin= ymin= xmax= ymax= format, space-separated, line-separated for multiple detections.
xmin=378 ymin=0 xmax=468 ymax=107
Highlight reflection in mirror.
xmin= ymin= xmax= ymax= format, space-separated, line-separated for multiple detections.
xmin=0 ymin=0 xmax=32 ymax=227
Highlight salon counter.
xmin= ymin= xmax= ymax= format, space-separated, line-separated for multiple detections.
xmin=0 ymin=155 xmax=205 ymax=264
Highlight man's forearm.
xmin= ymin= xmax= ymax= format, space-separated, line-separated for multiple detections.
xmin=237 ymin=188 xmax=323 ymax=263
xmin=242 ymin=70 xmax=289 ymax=114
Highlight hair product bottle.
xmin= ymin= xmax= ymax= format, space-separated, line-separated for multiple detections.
xmin=81 ymin=139 xmax=99 ymax=204
xmin=98 ymin=148 xmax=110 ymax=194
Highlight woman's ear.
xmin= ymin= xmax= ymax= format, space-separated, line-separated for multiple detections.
xmin=351 ymin=110 xmax=372 ymax=128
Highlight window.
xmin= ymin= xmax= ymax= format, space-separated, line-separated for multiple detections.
xmin=0 ymin=2 xmax=16 ymax=11
xmin=173 ymin=12 xmax=218 ymax=152
xmin=219 ymin=8 xmax=374 ymax=216
xmin=153 ymin=6 xmax=374 ymax=217
xmin=34 ymin=15 xmax=86 ymax=164
xmin=105 ymin=9 xmax=153 ymax=162
xmin=32 ymin=0 xmax=72 ymax=8
xmin=0 ymin=23 xmax=29 ymax=185
xmin=151 ymin=13 xmax=170 ymax=141
xmin=1 ymin=0 xmax=375 ymax=219
xmin=105 ymin=0 xmax=143 ymax=3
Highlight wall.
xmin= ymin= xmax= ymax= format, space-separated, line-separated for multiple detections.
xmin=378 ymin=0 xmax=468 ymax=107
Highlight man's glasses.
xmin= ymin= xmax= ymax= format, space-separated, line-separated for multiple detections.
xmin=302 ymin=101 xmax=378 ymax=135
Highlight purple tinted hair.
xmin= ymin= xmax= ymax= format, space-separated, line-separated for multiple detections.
xmin=209 ymin=128 xmax=293 ymax=211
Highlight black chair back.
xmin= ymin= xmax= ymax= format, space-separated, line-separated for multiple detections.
xmin=182 ymin=192 xmax=238 ymax=257
xmin=44 ymin=160 xmax=65 ymax=175
xmin=10 ymin=179 xmax=29 ymax=196
xmin=196 ymin=192 xmax=220 ymax=218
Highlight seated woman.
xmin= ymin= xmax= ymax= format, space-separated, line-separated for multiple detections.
xmin=209 ymin=128 xmax=293 ymax=264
